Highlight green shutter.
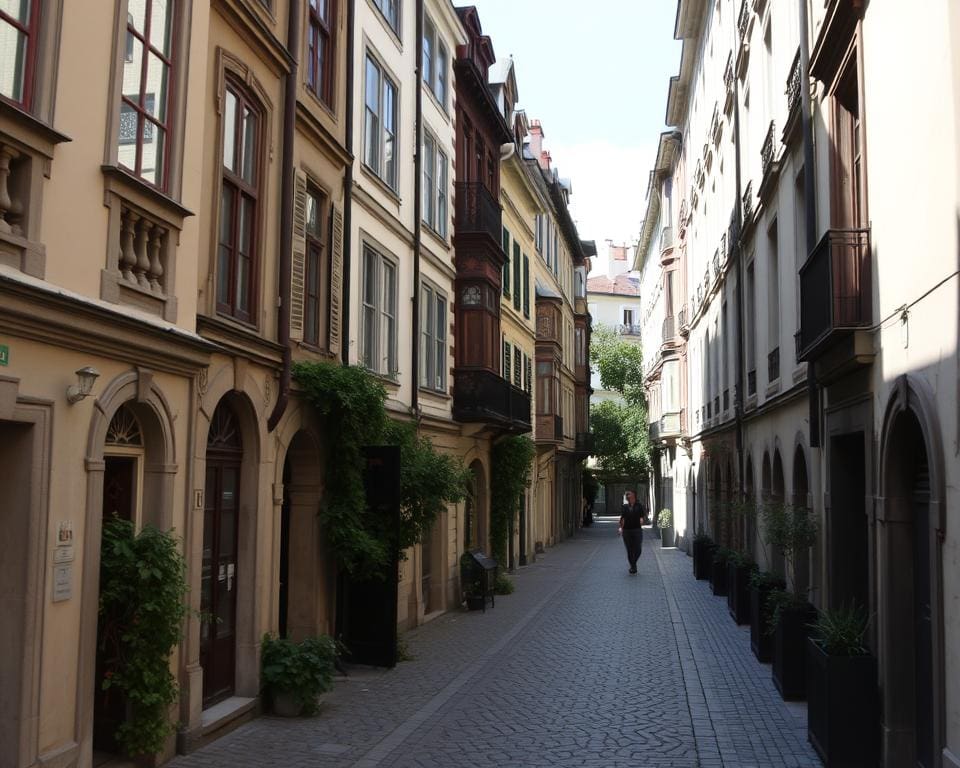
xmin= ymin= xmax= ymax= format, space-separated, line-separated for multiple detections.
xmin=522 ymin=254 xmax=530 ymax=317
xmin=513 ymin=242 xmax=521 ymax=310
xmin=502 ymin=226 xmax=510 ymax=296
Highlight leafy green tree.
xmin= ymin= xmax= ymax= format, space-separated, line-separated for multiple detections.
xmin=588 ymin=325 xmax=651 ymax=480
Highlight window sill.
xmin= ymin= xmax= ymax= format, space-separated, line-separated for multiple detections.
xmin=366 ymin=0 xmax=403 ymax=50
xmin=792 ymin=364 xmax=807 ymax=385
xmin=303 ymin=83 xmax=337 ymax=121
xmin=101 ymin=165 xmax=193 ymax=227
xmin=101 ymin=269 xmax=178 ymax=322
xmin=359 ymin=162 xmax=401 ymax=206
xmin=0 ymin=229 xmax=44 ymax=279
xmin=0 ymin=98 xmax=70 ymax=158
xmin=764 ymin=379 xmax=781 ymax=399
xmin=421 ymin=221 xmax=450 ymax=250
xmin=418 ymin=386 xmax=451 ymax=401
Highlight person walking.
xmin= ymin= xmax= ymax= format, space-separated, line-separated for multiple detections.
xmin=618 ymin=490 xmax=648 ymax=574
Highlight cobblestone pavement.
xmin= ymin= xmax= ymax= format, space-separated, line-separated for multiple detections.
xmin=169 ymin=519 xmax=821 ymax=767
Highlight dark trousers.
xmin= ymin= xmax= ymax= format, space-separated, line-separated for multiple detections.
xmin=623 ymin=528 xmax=643 ymax=568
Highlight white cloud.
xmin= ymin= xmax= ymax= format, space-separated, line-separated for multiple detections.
xmin=546 ymin=139 xmax=658 ymax=248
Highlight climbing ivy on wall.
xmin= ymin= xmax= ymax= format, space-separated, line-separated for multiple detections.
xmin=489 ymin=435 xmax=536 ymax=566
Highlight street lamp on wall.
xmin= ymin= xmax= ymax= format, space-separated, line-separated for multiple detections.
xmin=66 ymin=366 xmax=100 ymax=404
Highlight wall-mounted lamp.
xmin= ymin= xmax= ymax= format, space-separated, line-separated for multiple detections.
xmin=66 ymin=366 xmax=100 ymax=404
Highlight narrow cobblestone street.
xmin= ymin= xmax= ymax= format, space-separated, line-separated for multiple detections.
xmin=170 ymin=520 xmax=821 ymax=768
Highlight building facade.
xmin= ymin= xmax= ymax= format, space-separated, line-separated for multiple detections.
xmin=638 ymin=1 xmax=960 ymax=765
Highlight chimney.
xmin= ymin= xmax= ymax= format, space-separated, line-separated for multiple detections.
xmin=539 ymin=150 xmax=552 ymax=171
xmin=528 ymin=119 xmax=544 ymax=161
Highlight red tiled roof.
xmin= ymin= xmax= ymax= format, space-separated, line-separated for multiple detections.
xmin=587 ymin=274 xmax=641 ymax=296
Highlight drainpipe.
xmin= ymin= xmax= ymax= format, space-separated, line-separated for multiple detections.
xmin=410 ymin=0 xmax=425 ymax=416
xmin=340 ymin=0 xmax=356 ymax=366
xmin=732 ymin=64 xmax=746 ymax=502
xmin=799 ymin=0 xmax=820 ymax=448
xmin=268 ymin=0 xmax=301 ymax=432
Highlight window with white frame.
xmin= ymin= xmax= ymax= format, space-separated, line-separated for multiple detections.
xmin=361 ymin=244 xmax=397 ymax=376
xmin=422 ymin=132 xmax=447 ymax=236
xmin=364 ymin=53 xmax=398 ymax=190
xmin=373 ymin=0 xmax=400 ymax=35
xmin=419 ymin=283 xmax=447 ymax=391
xmin=422 ymin=15 xmax=447 ymax=107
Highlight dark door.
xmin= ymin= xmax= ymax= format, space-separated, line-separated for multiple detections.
xmin=279 ymin=460 xmax=292 ymax=638
xmin=94 ymin=456 xmax=137 ymax=753
xmin=913 ymin=459 xmax=933 ymax=768
xmin=201 ymin=400 xmax=243 ymax=708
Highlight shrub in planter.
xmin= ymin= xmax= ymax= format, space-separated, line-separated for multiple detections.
xmin=806 ymin=607 xmax=879 ymax=766
xmin=726 ymin=551 xmax=756 ymax=625
xmin=658 ymin=509 xmax=674 ymax=548
xmin=767 ymin=590 xmax=816 ymax=700
xmin=749 ymin=570 xmax=784 ymax=662
xmin=693 ymin=532 xmax=713 ymax=580
xmin=710 ymin=547 xmax=733 ymax=596
xmin=261 ymin=634 xmax=337 ymax=717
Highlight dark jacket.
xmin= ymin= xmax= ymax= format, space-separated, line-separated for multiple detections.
xmin=620 ymin=501 xmax=647 ymax=530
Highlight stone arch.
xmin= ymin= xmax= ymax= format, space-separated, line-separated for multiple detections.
xmin=877 ymin=375 xmax=946 ymax=767
xmin=78 ymin=368 xmax=179 ymax=757
xmin=770 ymin=448 xmax=786 ymax=576
xmin=744 ymin=453 xmax=756 ymax=558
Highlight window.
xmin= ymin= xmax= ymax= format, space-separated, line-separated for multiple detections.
xmin=364 ymin=53 xmax=398 ymax=190
xmin=304 ymin=187 xmax=326 ymax=345
xmin=534 ymin=214 xmax=544 ymax=252
xmin=373 ymin=0 xmax=400 ymax=35
xmin=512 ymin=242 xmax=521 ymax=311
xmin=307 ymin=0 xmax=334 ymax=105
xmin=746 ymin=258 xmax=756 ymax=373
xmin=767 ymin=221 xmax=779 ymax=352
xmin=422 ymin=16 xmax=447 ymax=107
xmin=503 ymin=338 xmax=511 ymax=382
xmin=419 ymin=283 xmax=447 ymax=391
xmin=422 ymin=133 xmax=447 ymax=236
xmin=522 ymin=254 xmax=530 ymax=318
xmin=0 ymin=0 xmax=40 ymax=108
xmin=117 ymin=0 xmax=175 ymax=187
xmin=217 ymin=82 xmax=261 ymax=322
xmin=501 ymin=227 xmax=511 ymax=297
xmin=361 ymin=244 xmax=397 ymax=376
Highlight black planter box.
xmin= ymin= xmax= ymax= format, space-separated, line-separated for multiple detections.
xmin=727 ymin=563 xmax=752 ymax=625
xmin=750 ymin=584 xmax=776 ymax=662
xmin=661 ymin=526 xmax=675 ymax=548
xmin=806 ymin=639 xmax=879 ymax=767
xmin=773 ymin=602 xmax=816 ymax=700
xmin=710 ymin=557 xmax=729 ymax=596
xmin=693 ymin=541 xmax=714 ymax=580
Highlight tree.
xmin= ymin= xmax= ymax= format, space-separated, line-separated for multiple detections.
xmin=588 ymin=325 xmax=651 ymax=481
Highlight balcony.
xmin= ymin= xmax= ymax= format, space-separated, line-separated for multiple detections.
xmin=575 ymin=432 xmax=594 ymax=455
xmin=617 ymin=323 xmax=642 ymax=336
xmin=454 ymin=182 xmax=501 ymax=245
xmin=761 ymin=120 xmax=777 ymax=179
xmin=768 ymin=346 xmax=780 ymax=382
xmin=712 ymin=249 xmax=721 ymax=281
xmin=742 ymin=180 xmax=754 ymax=222
xmin=536 ymin=414 xmax=563 ymax=444
xmin=662 ymin=315 xmax=677 ymax=345
xmin=660 ymin=410 xmax=682 ymax=439
xmin=786 ymin=49 xmax=802 ymax=121
xmin=660 ymin=226 xmax=673 ymax=253
xmin=648 ymin=419 xmax=660 ymax=443
xmin=453 ymin=369 xmax=531 ymax=433
xmin=738 ymin=0 xmax=750 ymax=40
xmin=796 ymin=228 xmax=872 ymax=364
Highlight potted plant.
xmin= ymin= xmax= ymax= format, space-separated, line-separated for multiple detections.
xmin=726 ymin=551 xmax=755 ymax=625
xmin=710 ymin=547 xmax=733 ymax=596
xmin=807 ymin=606 xmax=879 ymax=766
xmin=761 ymin=501 xmax=818 ymax=700
xmin=693 ymin=531 xmax=714 ymax=580
xmin=749 ymin=569 xmax=785 ymax=662
xmin=261 ymin=633 xmax=337 ymax=717
xmin=658 ymin=509 xmax=674 ymax=548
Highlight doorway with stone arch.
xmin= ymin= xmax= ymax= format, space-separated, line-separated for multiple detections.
xmin=877 ymin=379 xmax=946 ymax=768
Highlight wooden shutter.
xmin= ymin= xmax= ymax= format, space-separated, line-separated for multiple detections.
xmin=328 ymin=201 xmax=344 ymax=356
xmin=290 ymin=170 xmax=308 ymax=342
xmin=513 ymin=242 xmax=521 ymax=310
xmin=522 ymin=254 xmax=530 ymax=317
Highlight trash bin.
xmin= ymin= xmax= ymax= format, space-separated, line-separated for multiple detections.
xmin=460 ymin=550 xmax=498 ymax=612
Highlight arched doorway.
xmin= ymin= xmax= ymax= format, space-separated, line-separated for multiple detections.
xmin=465 ymin=460 xmax=487 ymax=552
xmin=770 ymin=449 xmax=785 ymax=577
xmin=792 ymin=446 xmax=810 ymax=598
xmin=201 ymin=399 xmax=243 ymax=707
xmin=879 ymin=395 xmax=945 ymax=768
xmin=711 ymin=462 xmax=722 ymax=541
xmin=744 ymin=455 xmax=755 ymax=558
xmin=278 ymin=430 xmax=324 ymax=640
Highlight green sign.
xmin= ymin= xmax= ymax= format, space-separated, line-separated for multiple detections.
xmin=0 ymin=344 xmax=7 ymax=366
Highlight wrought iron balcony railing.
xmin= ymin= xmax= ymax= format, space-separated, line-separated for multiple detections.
xmin=742 ymin=180 xmax=754 ymax=221
xmin=738 ymin=0 xmax=750 ymax=40
xmin=786 ymin=49 xmax=802 ymax=119
xmin=454 ymin=182 xmax=502 ymax=245
xmin=662 ymin=315 xmax=677 ymax=344
xmin=761 ymin=120 xmax=777 ymax=178
xmin=617 ymin=323 xmax=642 ymax=336
xmin=453 ymin=368 xmax=531 ymax=432
xmin=796 ymin=227 xmax=872 ymax=361
xmin=660 ymin=411 xmax=682 ymax=439
xmin=678 ymin=306 xmax=688 ymax=333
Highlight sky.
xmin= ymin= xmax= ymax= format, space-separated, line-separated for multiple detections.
xmin=468 ymin=0 xmax=682 ymax=258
